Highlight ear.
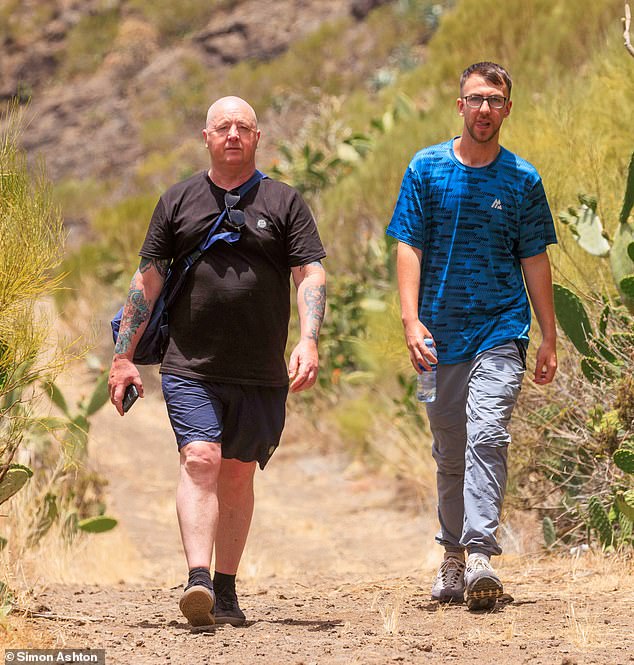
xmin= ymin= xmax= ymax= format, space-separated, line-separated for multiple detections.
xmin=255 ymin=128 xmax=261 ymax=147
xmin=457 ymin=96 xmax=465 ymax=117
xmin=503 ymin=99 xmax=512 ymax=118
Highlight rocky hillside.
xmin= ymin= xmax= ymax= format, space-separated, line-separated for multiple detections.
xmin=1 ymin=0 xmax=399 ymax=182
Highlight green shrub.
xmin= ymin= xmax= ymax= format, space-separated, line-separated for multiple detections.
xmin=0 ymin=104 xmax=65 ymax=472
xmin=91 ymin=193 xmax=158 ymax=275
xmin=61 ymin=8 xmax=120 ymax=78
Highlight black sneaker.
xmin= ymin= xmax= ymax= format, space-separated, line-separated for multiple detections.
xmin=179 ymin=585 xmax=215 ymax=627
xmin=214 ymin=588 xmax=246 ymax=626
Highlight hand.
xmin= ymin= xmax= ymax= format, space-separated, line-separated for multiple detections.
xmin=288 ymin=339 xmax=319 ymax=393
xmin=533 ymin=339 xmax=557 ymax=385
xmin=403 ymin=319 xmax=437 ymax=373
xmin=108 ymin=356 xmax=144 ymax=416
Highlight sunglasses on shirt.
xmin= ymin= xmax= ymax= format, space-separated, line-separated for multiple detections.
xmin=224 ymin=191 xmax=246 ymax=232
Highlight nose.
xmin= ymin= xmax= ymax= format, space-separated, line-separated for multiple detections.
xmin=479 ymin=99 xmax=492 ymax=112
xmin=227 ymin=122 xmax=240 ymax=139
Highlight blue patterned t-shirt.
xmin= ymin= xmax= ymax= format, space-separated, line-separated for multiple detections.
xmin=386 ymin=139 xmax=557 ymax=364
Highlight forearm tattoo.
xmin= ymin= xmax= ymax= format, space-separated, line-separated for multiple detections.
xmin=139 ymin=257 xmax=170 ymax=277
xmin=114 ymin=285 xmax=153 ymax=354
xmin=303 ymin=284 xmax=326 ymax=343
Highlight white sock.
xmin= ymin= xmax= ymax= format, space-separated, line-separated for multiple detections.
xmin=467 ymin=552 xmax=490 ymax=564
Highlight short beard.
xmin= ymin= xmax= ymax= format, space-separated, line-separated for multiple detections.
xmin=465 ymin=122 xmax=500 ymax=144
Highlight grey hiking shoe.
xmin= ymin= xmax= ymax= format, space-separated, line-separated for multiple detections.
xmin=431 ymin=555 xmax=465 ymax=603
xmin=464 ymin=554 xmax=503 ymax=611
xmin=214 ymin=587 xmax=246 ymax=626
xmin=179 ymin=584 xmax=215 ymax=627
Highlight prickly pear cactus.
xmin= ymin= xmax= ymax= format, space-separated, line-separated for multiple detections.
xmin=610 ymin=226 xmax=634 ymax=311
xmin=616 ymin=490 xmax=634 ymax=522
xmin=553 ymin=284 xmax=593 ymax=356
xmin=26 ymin=493 xmax=58 ymax=548
xmin=588 ymin=496 xmax=614 ymax=547
xmin=614 ymin=447 xmax=634 ymax=474
xmin=559 ymin=151 xmax=634 ymax=313
xmin=0 ymin=464 xmax=33 ymax=505
xmin=618 ymin=512 xmax=633 ymax=545
xmin=610 ymin=151 xmax=634 ymax=311
xmin=558 ymin=195 xmax=610 ymax=256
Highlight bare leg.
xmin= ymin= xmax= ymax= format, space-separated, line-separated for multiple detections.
xmin=214 ymin=458 xmax=257 ymax=574
xmin=176 ymin=441 xmax=222 ymax=569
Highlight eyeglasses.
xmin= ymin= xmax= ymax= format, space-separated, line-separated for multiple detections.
xmin=210 ymin=123 xmax=255 ymax=138
xmin=223 ymin=191 xmax=246 ymax=232
xmin=462 ymin=95 xmax=507 ymax=109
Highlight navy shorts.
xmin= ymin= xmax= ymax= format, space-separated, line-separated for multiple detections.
xmin=161 ymin=373 xmax=288 ymax=469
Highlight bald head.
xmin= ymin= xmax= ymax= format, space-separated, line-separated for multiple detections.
xmin=205 ymin=96 xmax=258 ymax=130
xmin=202 ymin=95 xmax=261 ymax=184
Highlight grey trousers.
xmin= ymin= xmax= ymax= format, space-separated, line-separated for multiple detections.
xmin=425 ymin=341 xmax=525 ymax=556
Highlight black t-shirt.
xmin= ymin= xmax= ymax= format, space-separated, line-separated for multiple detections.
xmin=140 ymin=171 xmax=326 ymax=386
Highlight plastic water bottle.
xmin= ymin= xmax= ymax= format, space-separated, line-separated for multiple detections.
xmin=416 ymin=339 xmax=437 ymax=403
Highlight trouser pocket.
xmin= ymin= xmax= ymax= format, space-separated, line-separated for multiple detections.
xmin=513 ymin=339 xmax=527 ymax=371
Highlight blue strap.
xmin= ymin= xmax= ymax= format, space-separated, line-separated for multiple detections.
xmin=199 ymin=169 xmax=267 ymax=253
xmin=161 ymin=170 xmax=267 ymax=309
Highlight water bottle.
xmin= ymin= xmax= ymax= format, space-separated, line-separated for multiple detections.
xmin=416 ymin=339 xmax=437 ymax=403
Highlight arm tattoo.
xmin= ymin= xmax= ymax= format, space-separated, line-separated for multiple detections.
xmin=303 ymin=284 xmax=326 ymax=343
xmin=114 ymin=286 xmax=153 ymax=354
xmin=298 ymin=260 xmax=323 ymax=273
xmin=139 ymin=257 xmax=170 ymax=278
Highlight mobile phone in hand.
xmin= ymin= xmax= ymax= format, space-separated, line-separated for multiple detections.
xmin=123 ymin=384 xmax=139 ymax=413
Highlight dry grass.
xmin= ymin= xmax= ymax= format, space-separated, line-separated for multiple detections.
xmin=371 ymin=590 xmax=403 ymax=635
xmin=565 ymin=601 xmax=598 ymax=647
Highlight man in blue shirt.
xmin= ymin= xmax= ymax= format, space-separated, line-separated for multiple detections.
xmin=387 ymin=62 xmax=557 ymax=610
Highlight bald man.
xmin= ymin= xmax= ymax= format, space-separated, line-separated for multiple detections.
xmin=108 ymin=97 xmax=327 ymax=627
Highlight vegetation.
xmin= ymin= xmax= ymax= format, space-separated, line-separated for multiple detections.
xmin=0 ymin=109 xmax=115 ymax=625
xmin=127 ymin=0 xmax=228 ymax=41
xmin=0 ymin=104 xmax=65 ymax=474
xmin=61 ymin=7 xmax=121 ymax=78
xmin=515 ymin=145 xmax=634 ymax=551
xmin=3 ymin=0 xmax=633 ymax=560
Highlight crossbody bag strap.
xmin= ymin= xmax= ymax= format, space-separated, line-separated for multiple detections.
xmin=163 ymin=170 xmax=268 ymax=307
xmin=198 ymin=169 xmax=267 ymax=254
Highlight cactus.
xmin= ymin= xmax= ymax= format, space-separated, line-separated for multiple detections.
xmin=613 ymin=447 xmax=634 ymax=473
xmin=553 ymin=284 xmax=593 ymax=356
xmin=559 ymin=151 xmax=634 ymax=312
xmin=0 ymin=464 xmax=33 ymax=505
xmin=542 ymin=516 xmax=556 ymax=547
xmin=26 ymin=493 xmax=58 ymax=548
xmin=615 ymin=490 xmax=634 ymax=522
xmin=554 ymin=284 xmax=633 ymax=386
xmin=558 ymin=195 xmax=610 ymax=256
xmin=588 ymin=496 xmax=614 ymax=548
xmin=618 ymin=511 xmax=633 ymax=545
xmin=77 ymin=515 xmax=117 ymax=533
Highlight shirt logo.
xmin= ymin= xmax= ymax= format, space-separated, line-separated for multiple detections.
xmin=257 ymin=218 xmax=268 ymax=229
xmin=491 ymin=198 xmax=503 ymax=210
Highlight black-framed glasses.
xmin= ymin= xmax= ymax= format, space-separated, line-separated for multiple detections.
xmin=463 ymin=94 xmax=507 ymax=109
xmin=223 ymin=191 xmax=246 ymax=232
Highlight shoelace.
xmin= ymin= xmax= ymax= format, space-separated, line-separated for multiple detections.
xmin=216 ymin=589 xmax=239 ymax=609
xmin=439 ymin=558 xmax=465 ymax=585
xmin=467 ymin=556 xmax=492 ymax=573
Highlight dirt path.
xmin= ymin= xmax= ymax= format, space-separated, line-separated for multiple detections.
xmin=25 ymin=386 xmax=634 ymax=664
